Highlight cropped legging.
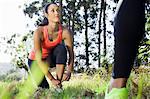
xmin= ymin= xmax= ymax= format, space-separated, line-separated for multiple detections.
xmin=112 ymin=0 xmax=145 ymax=78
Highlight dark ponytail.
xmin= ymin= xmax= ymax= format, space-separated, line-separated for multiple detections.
xmin=39 ymin=17 xmax=49 ymax=26
xmin=39 ymin=2 xmax=58 ymax=26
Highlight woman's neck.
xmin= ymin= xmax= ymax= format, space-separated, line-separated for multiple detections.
xmin=47 ymin=22 xmax=59 ymax=33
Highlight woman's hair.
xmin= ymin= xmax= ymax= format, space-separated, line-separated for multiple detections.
xmin=39 ymin=2 xmax=58 ymax=26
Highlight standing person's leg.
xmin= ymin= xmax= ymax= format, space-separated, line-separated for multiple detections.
xmin=51 ymin=44 xmax=67 ymax=86
xmin=105 ymin=0 xmax=145 ymax=98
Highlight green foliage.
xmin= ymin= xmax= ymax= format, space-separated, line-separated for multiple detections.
xmin=136 ymin=75 xmax=143 ymax=99
xmin=0 ymin=81 xmax=21 ymax=99
xmin=129 ymin=67 xmax=150 ymax=99
xmin=0 ymin=66 xmax=150 ymax=98
xmin=16 ymin=61 xmax=44 ymax=99
xmin=137 ymin=16 xmax=150 ymax=66
xmin=4 ymin=32 xmax=33 ymax=70
xmin=146 ymin=17 xmax=150 ymax=31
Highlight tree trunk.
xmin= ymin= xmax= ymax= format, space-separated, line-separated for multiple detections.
xmin=59 ymin=0 xmax=63 ymax=24
xmin=68 ymin=14 xmax=71 ymax=30
xmin=83 ymin=0 xmax=89 ymax=68
xmin=72 ymin=0 xmax=76 ymax=43
xmin=98 ymin=0 xmax=104 ymax=67
xmin=103 ymin=0 xmax=108 ymax=72
xmin=103 ymin=0 xmax=106 ymax=58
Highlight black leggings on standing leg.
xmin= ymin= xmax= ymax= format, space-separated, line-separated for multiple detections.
xmin=112 ymin=0 xmax=145 ymax=78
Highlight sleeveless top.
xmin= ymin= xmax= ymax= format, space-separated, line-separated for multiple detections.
xmin=28 ymin=25 xmax=63 ymax=60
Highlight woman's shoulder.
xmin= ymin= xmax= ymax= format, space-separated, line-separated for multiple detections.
xmin=62 ymin=25 xmax=73 ymax=39
xmin=62 ymin=25 xmax=72 ymax=34
xmin=36 ymin=26 xmax=45 ymax=32
xmin=33 ymin=26 xmax=46 ymax=40
xmin=34 ymin=26 xmax=46 ymax=35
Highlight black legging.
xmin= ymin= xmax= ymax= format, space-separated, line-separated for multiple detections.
xmin=28 ymin=44 xmax=67 ymax=88
xmin=112 ymin=0 xmax=145 ymax=78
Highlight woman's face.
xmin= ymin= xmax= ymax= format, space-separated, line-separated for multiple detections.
xmin=46 ymin=4 xmax=60 ymax=23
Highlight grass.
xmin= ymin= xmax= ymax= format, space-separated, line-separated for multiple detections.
xmin=0 ymin=66 xmax=150 ymax=99
xmin=128 ymin=66 xmax=150 ymax=99
xmin=28 ymin=73 xmax=107 ymax=99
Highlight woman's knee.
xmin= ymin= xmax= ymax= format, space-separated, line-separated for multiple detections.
xmin=54 ymin=44 xmax=67 ymax=64
xmin=55 ymin=44 xmax=67 ymax=55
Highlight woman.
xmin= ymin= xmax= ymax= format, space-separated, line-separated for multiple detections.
xmin=105 ymin=0 xmax=145 ymax=99
xmin=28 ymin=2 xmax=74 ymax=89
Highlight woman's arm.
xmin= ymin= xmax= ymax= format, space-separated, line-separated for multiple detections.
xmin=33 ymin=27 xmax=59 ymax=85
xmin=34 ymin=27 xmax=48 ymax=74
xmin=63 ymin=28 xmax=74 ymax=73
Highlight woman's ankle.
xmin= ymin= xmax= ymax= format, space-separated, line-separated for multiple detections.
xmin=109 ymin=78 xmax=127 ymax=91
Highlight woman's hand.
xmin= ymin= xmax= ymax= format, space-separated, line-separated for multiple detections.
xmin=51 ymin=78 xmax=61 ymax=86
xmin=62 ymin=71 xmax=71 ymax=81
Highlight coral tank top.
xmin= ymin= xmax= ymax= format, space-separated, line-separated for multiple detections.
xmin=29 ymin=25 xmax=62 ymax=60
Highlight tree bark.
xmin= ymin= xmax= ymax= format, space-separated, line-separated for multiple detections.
xmin=98 ymin=0 xmax=104 ymax=67
xmin=59 ymin=0 xmax=63 ymax=24
xmin=83 ymin=0 xmax=89 ymax=67
xmin=72 ymin=0 xmax=76 ymax=43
